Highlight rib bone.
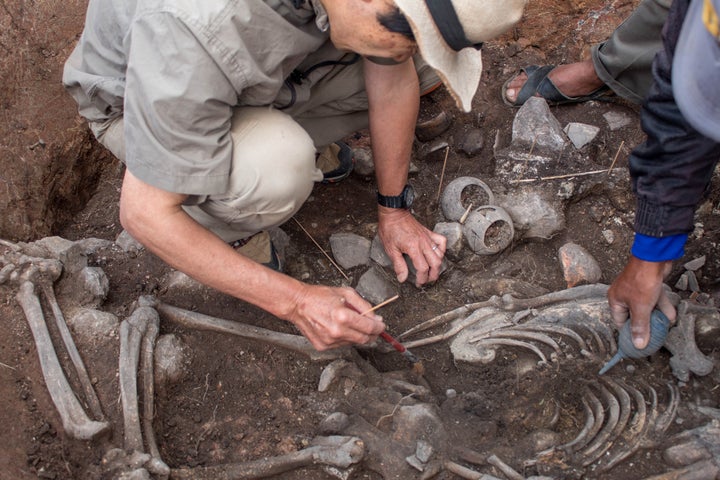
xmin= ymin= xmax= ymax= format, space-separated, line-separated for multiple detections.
xmin=15 ymin=281 xmax=110 ymax=440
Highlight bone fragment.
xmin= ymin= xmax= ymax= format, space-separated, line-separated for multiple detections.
xmin=486 ymin=454 xmax=523 ymax=480
xmin=119 ymin=306 xmax=151 ymax=452
xmin=500 ymin=284 xmax=609 ymax=311
xmin=664 ymin=302 xmax=715 ymax=382
xmin=404 ymin=310 xmax=497 ymax=349
xmin=600 ymin=381 xmax=650 ymax=471
xmin=157 ymin=303 xmax=349 ymax=362
xmin=169 ymin=436 xmax=364 ymax=480
xmin=581 ymin=378 xmax=632 ymax=466
xmin=473 ymin=329 xmax=562 ymax=357
xmin=520 ymin=324 xmax=589 ymax=352
xmin=577 ymin=382 xmax=619 ymax=466
xmin=400 ymin=297 xmax=502 ymax=339
xmin=443 ymin=460 xmax=503 ymax=480
xmin=41 ymin=283 xmax=105 ymax=421
xmin=15 ymin=281 xmax=110 ymax=440
xmin=471 ymin=338 xmax=549 ymax=364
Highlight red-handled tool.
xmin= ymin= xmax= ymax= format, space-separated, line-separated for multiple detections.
xmin=360 ymin=295 xmax=422 ymax=369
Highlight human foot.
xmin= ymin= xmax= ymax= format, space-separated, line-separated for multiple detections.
xmin=503 ymin=60 xmax=607 ymax=105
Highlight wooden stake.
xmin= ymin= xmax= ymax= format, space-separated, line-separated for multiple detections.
xmin=292 ymin=218 xmax=349 ymax=281
xmin=360 ymin=294 xmax=400 ymax=316
xmin=435 ymin=146 xmax=450 ymax=203
xmin=606 ymin=140 xmax=625 ymax=177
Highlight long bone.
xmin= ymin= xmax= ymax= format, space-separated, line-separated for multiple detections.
xmin=41 ymin=283 xmax=105 ymax=421
xmin=169 ymin=435 xmax=365 ymax=480
xmin=15 ymin=281 xmax=110 ymax=440
xmin=139 ymin=306 xmax=170 ymax=477
xmin=156 ymin=302 xmax=349 ymax=362
xmin=119 ymin=306 xmax=150 ymax=452
xmin=400 ymin=284 xmax=610 ymax=341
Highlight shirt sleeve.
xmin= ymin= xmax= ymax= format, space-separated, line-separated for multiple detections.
xmin=123 ymin=12 xmax=242 ymax=195
xmin=631 ymin=232 xmax=687 ymax=262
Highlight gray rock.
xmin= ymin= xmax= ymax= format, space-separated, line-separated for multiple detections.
xmin=352 ymin=147 xmax=375 ymax=176
xmin=603 ymin=111 xmax=632 ymax=130
xmin=686 ymin=270 xmax=700 ymax=292
xmin=602 ymin=229 xmax=615 ymax=245
xmin=433 ymin=222 xmax=463 ymax=259
xmin=63 ymin=266 xmax=109 ymax=307
xmin=684 ymin=256 xmax=706 ymax=272
xmin=563 ymin=122 xmax=600 ymax=149
xmin=319 ymin=412 xmax=351 ymax=435
xmin=496 ymin=189 xmax=565 ymax=240
xmin=75 ymin=237 xmax=114 ymax=255
xmin=457 ymin=128 xmax=484 ymax=156
xmin=155 ymin=334 xmax=192 ymax=387
xmin=370 ymin=235 xmax=393 ymax=268
xmin=356 ymin=266 xmax=397 ymax=305
xmin=68 ymin=308 xmax=119 ymax=343
xmin=330 ymin=233 xmax=371 ymax=269
xmin=31 ymin=236 xmax=87 ymax=273
xmin=511 ymin=97 xmax=568 ymax=153
xmin=116 ymin=229 xmax=144 ymax=253
xmin=676 ymin=272 xmax=689 ymax=291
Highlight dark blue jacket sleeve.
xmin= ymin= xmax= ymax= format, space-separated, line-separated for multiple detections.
xmin=629 ymin=0 xmax=720 ymax=238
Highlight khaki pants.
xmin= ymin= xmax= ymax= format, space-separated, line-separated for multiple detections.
xmin=93 ymin=55 xmax=439 ymax=242
xmin=592 ymin=0 xmax=672 ymax=103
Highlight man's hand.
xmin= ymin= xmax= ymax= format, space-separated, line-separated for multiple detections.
xmin=378 ymin=207 xmax=447 ymax=287
xmin=607 ymin=255 xmax=676 ymax=349
xmin=289 ymin=285 xmax=386 ymax=351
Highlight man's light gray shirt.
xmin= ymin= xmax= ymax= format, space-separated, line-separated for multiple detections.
xmin=63 ymin=0 xmax=334 ymax=195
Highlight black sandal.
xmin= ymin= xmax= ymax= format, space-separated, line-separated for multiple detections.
xmin=502 ymin=65 xmax=613 ymax=107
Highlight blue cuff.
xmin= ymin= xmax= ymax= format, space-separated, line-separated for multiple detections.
xmin=631 ymin=233 xmax=687 ymax=262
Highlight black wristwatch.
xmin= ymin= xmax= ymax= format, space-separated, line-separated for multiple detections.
xmin=377 ymin=184 xmax=415 ymax=209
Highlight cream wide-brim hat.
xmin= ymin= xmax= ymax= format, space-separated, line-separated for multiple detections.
xmin=395 ymin=0 xmax=527 ymax=112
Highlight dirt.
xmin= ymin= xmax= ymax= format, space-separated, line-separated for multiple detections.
xmin=1 ymin=1 xmax=719 ymax=479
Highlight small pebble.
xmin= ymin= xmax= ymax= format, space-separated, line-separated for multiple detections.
xmin=446 ymin=389 xmax=457 ymax=399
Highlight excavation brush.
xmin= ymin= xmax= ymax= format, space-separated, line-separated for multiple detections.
xmin=361 ymin=295 xmax=424 ymax=373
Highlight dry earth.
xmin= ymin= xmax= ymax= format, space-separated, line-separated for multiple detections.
xmin=1 ymin=1 xmax=719 ymax=479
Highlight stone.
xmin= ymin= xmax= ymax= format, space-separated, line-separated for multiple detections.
xmin=352 ymin=147 xmax=375 ymax=176
xmin=68 ymin=308 xmax=119 ymax=343
xmin=602 ymin=229 xmax=615 ymax=245
xmin=30 ymin=236 xmax=88 ymax=273
xmin=155 ymin=334 xmax=192 ymax=387
xmin=370 ymin=235 xmax=392 ymax=268
xmin=319 ymin=412 xmax=351 ymax=435
xmin=330 ymin=233 xmax=371 ymax=269
xmin=558 ymin=243 xmax=602 ymax=288
xmin=456 ymin=128 xmax=485 ymax=156
xmin=433 ymin=222 xmax=463 ymax=260
xmin=116 ymin=230 xmax=144 ymax=253
xmin=356 ymin=266 xmax=397 ymax=305
xmin=61 ymin=266 xmax=109 ymax=307
xmin=511 ymin=97 xmax=568 ymax=153
xmin=686 ymin=270 xmax=700 ymax=292
xmin=496 ymin=189 xmax=565 ymax=240
xmin=675 ymin=272 xmax=689 ymax=291
xmin=684 ymin=256 xmax=706 ymax=272
xmin=563 ymin=122 xmax=600 ymax=149
xmin=603 ymin=111 xmax=632 ymax=130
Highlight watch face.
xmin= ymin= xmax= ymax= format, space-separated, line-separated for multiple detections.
xmin=404 ymin=185 xmax=415 ymax=207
